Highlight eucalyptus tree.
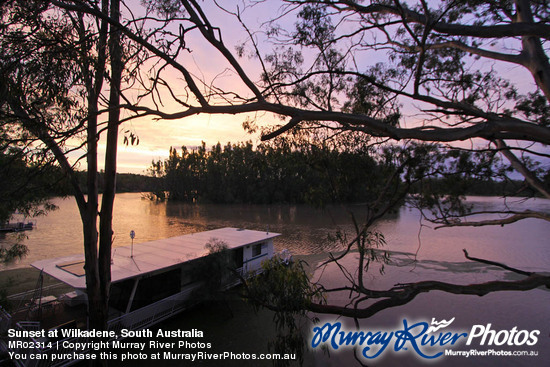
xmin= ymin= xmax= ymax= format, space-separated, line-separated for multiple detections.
xmin=0 ymin=0 xmax=128 ymax=330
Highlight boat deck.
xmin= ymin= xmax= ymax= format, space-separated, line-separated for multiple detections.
xmin=31 ymin=227 xmax=280 ymax=289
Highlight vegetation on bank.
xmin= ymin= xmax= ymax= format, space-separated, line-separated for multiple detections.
xmin=149 ymin=139 xmax=538 ymax=205
xmin=0 ymin=148 xmax=62 ymax=224
xmin=1 ymin=152 xmax=159 ymax=220
xmin=1 ymin=146 xmax=158 ymax=228
xmin=84 ymin=171 xmax=160 ymax=194
xmin=149 ymin=139 xmax=390 ymax=205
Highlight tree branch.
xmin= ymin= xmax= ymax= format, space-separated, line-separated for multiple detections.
xmin=421 ymin=41 xmax=525 ymax=65
xmin=181 ymin=0 xmax=266 ymax=102
xmin=462 ymin=249 xmax=532 ymax=276
xmin=122 ymin=100 xmax=550 ymax=144
xmin=327 ymin=1 xmax=550 ymax=39
xmin=51 ymin=0 xmax=210 ymax=107
xmin=495 ymin=139 xmax=550 ymax=199
xmin=434 ymin=210 xmax=550 ymax=229
xmin=307 ymin=273 xmax=550 ymax=318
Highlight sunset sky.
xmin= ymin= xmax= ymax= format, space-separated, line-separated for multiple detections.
xmin=96 ymin=2 xmax=256 ymax=173
xmin=64 ymin=1 xmax=270 ymax=174
xmin=112 ymin=112 xmax=262 ymax=174
xmin=87 ymin=1 xmax=538 ymax=175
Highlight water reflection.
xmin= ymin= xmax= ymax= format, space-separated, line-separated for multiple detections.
xmin=1 ymin=194 xmax=549 ymax=273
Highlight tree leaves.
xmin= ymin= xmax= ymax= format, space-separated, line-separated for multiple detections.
xmin=246 ymin=257 xmax=324 ymax=366
xmin=150 ymin=138 xmax=390 ymax=205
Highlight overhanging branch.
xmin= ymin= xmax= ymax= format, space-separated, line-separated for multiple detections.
xmin=121 ymin=101 xmax=550 ymax=145
xmin=462 ymin=249 xmax=532 ymax=276
xmin=307 ymin=273 xmax=550 ymax=318
xmin=495 ymin=139 xmax=550 ymax=199
xmin=304 ymin=246 xmax=549 ymax=319
xmin=330 ymin=1 xmax=550 ymax=39
xmin=434 ymin=210 xmax=550 ymax=229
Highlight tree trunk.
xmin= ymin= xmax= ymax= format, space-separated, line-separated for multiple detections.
xmin=81 ymin=0 xmax=109 ymax=332
xmin=516 ymin=0 xmax=550 ymax=100
xmin=83 ymin=58 xmax=102 ymax=330
xmin=98 ymin=0 xmax=122 ymax=330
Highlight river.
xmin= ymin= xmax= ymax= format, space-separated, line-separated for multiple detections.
xmin=2 ymin=194 xmax=549 ymax=269
xmin=1 ymin=193 xmax=549 ymax=366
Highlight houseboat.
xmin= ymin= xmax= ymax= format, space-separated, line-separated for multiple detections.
xmin=0 ymin=227 xmax=281 ymax=366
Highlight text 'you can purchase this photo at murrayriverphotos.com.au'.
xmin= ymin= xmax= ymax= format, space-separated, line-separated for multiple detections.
xmin=6 ymin=327 xmax=298 ymax=364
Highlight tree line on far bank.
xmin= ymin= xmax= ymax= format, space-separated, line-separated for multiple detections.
xmin=0 ymin=147 xmax=158 ymax=224
xmin=148 ymin=138 xmax=534 ymax=205
xmin=149 ymin=139 xmax=388 ymax=205
xmin=3 ymin=139 xmax=540 ymax=225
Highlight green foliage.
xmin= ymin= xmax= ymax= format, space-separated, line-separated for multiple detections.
xmin=515 ymin=91 xmax=550 ymax=126
xmin=331 ymin=228 xmax=391 ymax=276
xmin=343 ymin=65 xmax=402 ymax=126
xmin=0 ymin=242 xmax=28 ymax=264
xmin=150 ymin=137 xmax=391 ymax=205
xmin=361 ymin=231 xmax=390 ymax=275
xmin=0 ymin=0 xmax=85 ymax=134
xmin=294 ymin=5 xmax=334 ymax=47
xmin=141 ymin=0 xmax=186 ymax=19
xmin=0 ymin=0 xmax=87 ymax=223
xmin=190 ymin=239 xmax=236 ymax=302
xmin=0 ymin=147 xmax=62 ymax=224
xmin=246 ymin=258 xmax=324 ymax=366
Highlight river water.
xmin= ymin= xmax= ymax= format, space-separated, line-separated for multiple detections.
xmin=2 ymin=194 xmax=549 ymax=269
xmin=1 ymin=193 xmax=549 ymax=366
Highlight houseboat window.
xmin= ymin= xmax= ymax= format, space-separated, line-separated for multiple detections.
xmin=131 ymin=268 xmax=181 ymax=311
xmin=110 ymin=278 xmax=135 ymax=312
xmin=252 ymin=243 xmax=263 ymax=257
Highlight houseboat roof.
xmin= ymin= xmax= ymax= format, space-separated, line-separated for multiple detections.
xmin=31 ymin=227 xmax=280 ymax=289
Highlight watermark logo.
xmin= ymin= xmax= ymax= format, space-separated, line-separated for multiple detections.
xmin=310 ymin=318 xmax=540 ymax=360
xmin=466 ymin=324 xmax=539 ymax=346
xmin=427 ymin=317 xmax=455 ymax=333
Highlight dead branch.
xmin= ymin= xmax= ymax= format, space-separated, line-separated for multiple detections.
xmin=462 ymin=249 xmax=532 ymax=276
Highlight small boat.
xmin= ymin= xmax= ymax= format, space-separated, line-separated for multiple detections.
xmin=0 ymin=221 xmax=34 ymax=233
xmin=0 ymin=227 xmax=281 ymax=366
